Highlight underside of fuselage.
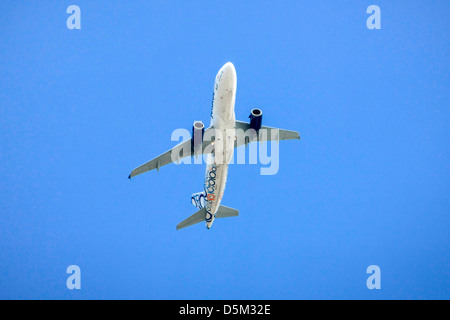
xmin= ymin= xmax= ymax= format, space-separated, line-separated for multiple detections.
xmin=203 ymin=62 xmax=237 ymax=229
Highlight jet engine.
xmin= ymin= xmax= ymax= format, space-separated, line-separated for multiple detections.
xmin=249 ymin=108 xmax=262 ymax=132
xmin=191 ymin=121 xmax=205 ymax=152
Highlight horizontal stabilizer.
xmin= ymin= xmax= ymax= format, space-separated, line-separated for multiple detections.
xmin=215 ymin=205 xmax=239 ymax=218
xmin=176 ymin=207 xmax=206 ymax=230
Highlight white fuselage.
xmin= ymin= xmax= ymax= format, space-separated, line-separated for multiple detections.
xmin=203 ymin=62 xmax=237 ymax=228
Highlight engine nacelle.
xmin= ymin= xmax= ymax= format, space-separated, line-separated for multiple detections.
xmin=191 ymin=121 xmax=205 ymax=152
xmin=249 ymin=108 xmax=262 ymax=132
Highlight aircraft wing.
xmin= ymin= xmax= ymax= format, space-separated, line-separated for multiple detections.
xmin=129 ymin=121 xmax=300 ymax=178
xmin=128 ymin=126 xmax=215 ymax=179
xmin=234 ymin=120 xmax=300 ymax=148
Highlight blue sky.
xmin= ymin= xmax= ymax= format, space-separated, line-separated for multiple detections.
xmin=0 ymin=1 xmax=449 ymax=299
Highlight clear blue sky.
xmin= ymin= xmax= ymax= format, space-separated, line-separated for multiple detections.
xmin=0 ymin=1 xmax=449 ymax=299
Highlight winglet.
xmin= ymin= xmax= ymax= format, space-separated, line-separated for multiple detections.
xmin=128 ymin=174 xmax=131 ymax=180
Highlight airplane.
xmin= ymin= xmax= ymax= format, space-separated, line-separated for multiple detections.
xmin=128 ymin=62 xmax=300 ymax=230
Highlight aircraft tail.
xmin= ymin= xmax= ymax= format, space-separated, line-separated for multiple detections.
xmin=215 ymin=205 xmax=239 ymax=218
xmin=177 ymin=208 xmax=206 ymax=230
xmin=176 ymin=205 xmax=239 ymax=230
xmin=191 ymin=190 xmax=206 ymax=209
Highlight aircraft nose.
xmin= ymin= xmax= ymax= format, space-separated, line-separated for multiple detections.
xmin=217 ymin=62 xmax=236 ymax=90
xmin=221 ymin=62 xmax=236 ymax=79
